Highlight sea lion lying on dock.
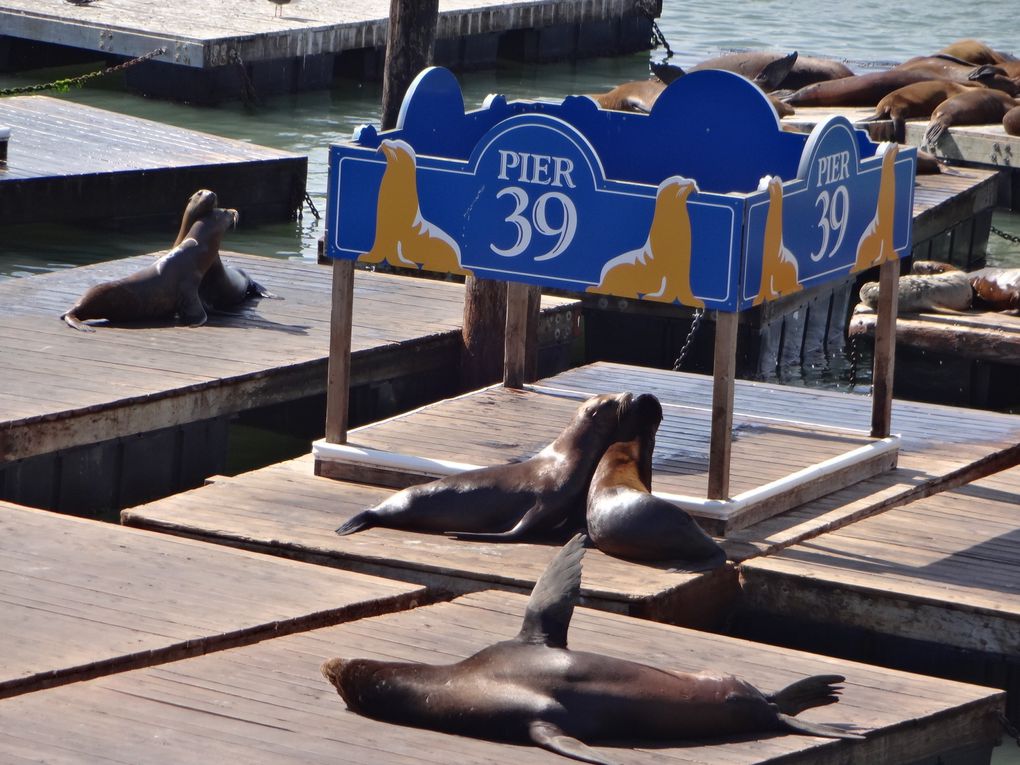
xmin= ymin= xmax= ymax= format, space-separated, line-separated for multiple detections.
xmin=335 ymin=392 xmax=635 ymax=541
xmin=859 ymin=80 xmax=979 ymax=143
xmin=322 ymin=534 xmax=863 ymax=765
xmin=61 ymin=207 xmax=238 ymax=331
xmin=858 ymin=265 xmax=973 ymax=314
xmin=969 ymin=267 xmax=1020 ymax=312
xmin=924 ymin=88 xmax=1018 ymax=148
xmin=586 ymin=393 xmax=726 ymax=568
xmin=1003 ymin=104 xmax=1020 ymax=136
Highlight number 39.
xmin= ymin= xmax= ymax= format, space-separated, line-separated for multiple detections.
xmin=810 ymin=185 xmax=849 ymax=262
xmin=490 ymin=186 xmax=577 ymax=261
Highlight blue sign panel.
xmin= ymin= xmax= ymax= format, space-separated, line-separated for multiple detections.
xmin=327 ymin=67 xmax=916 ymax=312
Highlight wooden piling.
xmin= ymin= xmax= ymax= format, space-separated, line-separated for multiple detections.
xmin=380 ymin=0 xmax=439 ymax=130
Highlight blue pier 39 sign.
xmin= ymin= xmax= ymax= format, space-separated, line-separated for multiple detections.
xmin=326 ymin=67 xmax=915 ymax=312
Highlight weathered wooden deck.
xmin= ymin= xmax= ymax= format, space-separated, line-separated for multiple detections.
xmin=0 ymin=589 xmax=1004 ymax=764
xmin=123 ymin=454 xmax=740 ymax=628
xmin=0 ymin=95 xmax=306 ymax=226
xmin=0 ymin=0 xmax=654 ymax=100
xmin=740 ymin=464 xmax=1020 ymax=658
xmin=0 ymin=252 xmax=578 ymax=512
xmin=0 ymin=499 xmax=425 ymax=699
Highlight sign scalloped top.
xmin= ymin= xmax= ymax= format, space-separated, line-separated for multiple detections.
xmin=326 ymin=66 xmax=916 ymax=312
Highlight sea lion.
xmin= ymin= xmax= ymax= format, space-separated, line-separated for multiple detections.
xmin=172 ymin=190 xmax=274 ymax=310
xmin=924 ymin=88 xmax=1018 ymax=148
xmin=938 ymin=39 xmax=1015 ymax=66
xmin=860 ymin=80 xmax=978 ymax=143
xmin=646 ymin=62 xmax=795 ymax=116
xmin=335 ymin=392 xmax=634 ymax=541
xmin=361 ymin=138 xmax=466 ymax=276
xmin=1005 ymin=104 xmax=1020 ymax=136
xmin=586 ymin=393 xmax=726 ymax=567
xmin=966 ymin=64 xmax=1020 ymax=97
xmin=688 ymin=50 xmax=799 ymax=91
xmin=910 ymin=259 xmax=960 ymax=275
xmin=322 ymin=534 xmax=863 ymax=765
xmin=969 ymin=267 xmax=1020 ymax=312
xmin=783 ymin=69 xmax=942 ymax=107
xmin=893 ymin=55 xmax=982 ymax=83
xmin=588 ymin=78 xmax=666 ymax=113
xmin=61 ymin=208 xmax=238 ymax=332
xmin=587 ymin=177 xmax=703 ymax=306
xmin=859 ymin=269 xmax=972 ymax=313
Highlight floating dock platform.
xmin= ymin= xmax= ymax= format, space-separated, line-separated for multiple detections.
xmin=0 ymin=252 xmax=579 ymax=515
xmin=0 ymin=0 xmax=656 ymax=102
xmin=0 ymin=588 xmax=1005 ymax=764
xmin=0 ymin=499 xmax=425 ymax=699
xmin=0 ymin=95 xmax=306 ymax=226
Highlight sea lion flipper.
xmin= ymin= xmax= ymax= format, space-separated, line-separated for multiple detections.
xmin=61 ymin=311 xmax=96 ymax=333
xmin=776 ymin=714 xmax=866 ymax=740
xmin=335 ymin=510 xmax=375 ymax=537
xmin=756 ymin=51 xmax=798 ymax=91
xmin=528 ymin=720 xmax=618 ymax=765
xmin=177 ymin=290 xmax=208 ymax=327
xmin=515 ymin=533 xmax=585 ymax=648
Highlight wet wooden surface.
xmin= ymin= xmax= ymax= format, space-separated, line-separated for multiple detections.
xmin=0 ymin=96 xmax=305 ymax=225
xmin=740 ymin=465 xmax=1020 ymax=656
xmin=0 ymin=252 xmax=576 ymax=462
xmin=0 ymin=500 xmax=426 ymax=698
xmin=123 ymin=454 xmax=740 ymax=629
xmin=0 ymin=589 xmax=1004 ymax=764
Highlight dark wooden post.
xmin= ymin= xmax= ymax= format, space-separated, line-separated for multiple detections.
xmin=324 ymin=259 xmax=355 ymax=444
xmin=870 ymin=259 xmax=899 ymax=438
xmin=380 ymin=0 xmax=439 ymax=130
xmin=504 ymin=281 xmax=531 ymax=388
xmin=707 ymin=311 xmax=739 ymax=500
xmin=462 ymin=278 xmax=541 ymax=390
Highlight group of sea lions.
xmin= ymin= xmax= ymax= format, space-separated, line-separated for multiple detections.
xmin=61 ymin=189 xmax=272 ymax=331
xmin=335 ymin=390 xmax=726 ymax=570
xmin=859 ymin=260 xmax=1020 ymax=314
xmin=590 ymin=38 xmax=1019 ymax=162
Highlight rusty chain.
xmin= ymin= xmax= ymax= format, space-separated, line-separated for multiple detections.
xmin=0 ymin=47 xmax=167 ymax=97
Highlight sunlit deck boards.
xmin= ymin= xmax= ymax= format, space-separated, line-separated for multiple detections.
xmin=0 ymin=251 xmax=575 ymax=462
xmin=0 ymin=499 xmax=425 ymax=699
xmin=740 ymin=465 xmax=1020 ymax=658
xmin=122 ymin=455 xmax=739 ymax=628
xmin=0 ymin=589 xmax=1004 ymax=763
xmin=0 ymin=96 xmax=305 ymax=225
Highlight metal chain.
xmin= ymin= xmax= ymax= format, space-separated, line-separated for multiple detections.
xmin=671 ymin=309 xmax=704 ymax=371
xmin=998 ymin=711 xmax=1020 ymax=748
xmin=303 ymin=191 xmax=321 ymax=221
xmin=635 ymin=0 xmax=674 ymax=59
xmin=228 ymin=49 xmax=260 ymax=108
xmin=0 ymin=47 xmax=166 ymax=97
xmin=846 ymin=331 xmax=859 ymax=391
xmin=991 ymin=224 xmax=1020 ymax=244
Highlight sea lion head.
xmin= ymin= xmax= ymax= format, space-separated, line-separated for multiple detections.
xmin=614 ymin=392 xmax=663 ymax=443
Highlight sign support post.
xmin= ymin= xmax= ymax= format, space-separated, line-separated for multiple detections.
xmin=870 ymin=259 xmax=900 ymax=438
xmin=708 ymin=310 xmax=739 ymax=499
xmin=324 ymin=259 xmax=355 ymax=444
xmin=503 ymin=281 xmax=531 ymax=389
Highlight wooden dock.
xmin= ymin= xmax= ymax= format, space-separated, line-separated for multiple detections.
xmin=0 ymin=252 xmax=578 ymax=514
xmin=0 ymin=589 xmax=1004 ymax=763
xmin=0 ymin=499 xmax=426 ymax=699
xmin=0 ymin=95 xmax=306 ymax=226
xmin=849 ymin=306 xmax=1020 ymax=408
xmin=0 ymin=0 xmax=655 ymax=102
xmin=123 ymin=455 xmax=740 ymax=629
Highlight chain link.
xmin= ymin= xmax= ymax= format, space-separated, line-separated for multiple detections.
xmin=998 ymin=711 xmax=1020 ymax=748
xmin=671 ymin=309 xmax=703 ymax=371
xmin=846 ymin=331 xmax=859 ymax=391
xmin=303 ymin=191 xmax=321 ymax=221
xmin=0 ymin=47 xmax=167 ymax=97
xmin=991 ymin=224 xmax=1020 ymax=245
xmin=635 ymin=0 xmax=674 ymax=59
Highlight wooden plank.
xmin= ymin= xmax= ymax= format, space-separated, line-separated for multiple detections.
xmin=0 ymin=590 xmax=1003 ymax=764
xmin=708 ymin=310 xmax=738 ymax=499
xmin=123 ymin=454 xmax=741 ymax=629
xmin=740 ymin=466 xmax=1020 ymax=655
xmin=0 ymin=500 xmax=425 ymax=698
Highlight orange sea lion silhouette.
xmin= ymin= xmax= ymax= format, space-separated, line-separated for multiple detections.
xmin=851 ymin=142 xmax=899 ymax=274
xmin=361 ymin=139 xmax=467 ymax=276
xmin=588 ymin=177 xmax=703 ymax=307
xmin=752 ymin=175 xmax=802 ymax=305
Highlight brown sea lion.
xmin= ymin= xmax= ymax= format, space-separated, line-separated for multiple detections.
xmin=893 ymin=55 xmax=982 ymax=83
xmin=910 ymin=259 xmax=960 ymax=275
xmin=61 ymin=208 xmax=238 ymax=332
xmin=776 ymin=55 xmax=854 ymax=90
xmin=924 ymin=88 xmax=1018 ymax=148
xmin=648 ymin=61 xmax=795 ymax=115
xmin=586 ymin=394 xmax=726 ymax=568
xmin=1005 ymin=104 xmax=1020 ymax=136
xmin=322 ymin=535 xmax=863 ymax=765
xmin=173 ymin=189 xmax=274 ymax=310
xmin=860 ymin=80 xmax=978 ymax=142
xmin=588 ymin=78 xmax=665 ymax=113
xmin=966 ymin=63 xmax=1020 ymax=96
xmin=688 ymin=50 xmax=799 ymax=91
xmin=784 ymin=69 xmax=940 ymax=107
xmin=859 ymin=269 xmax=972 ymax=313
xmin=969 ymin=268 xmax=1020 ymax=312
xmin=335 ymin=392 xmax=635 ymax=541
xmin=939 ymin=39 xmax=1015 ymax=66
